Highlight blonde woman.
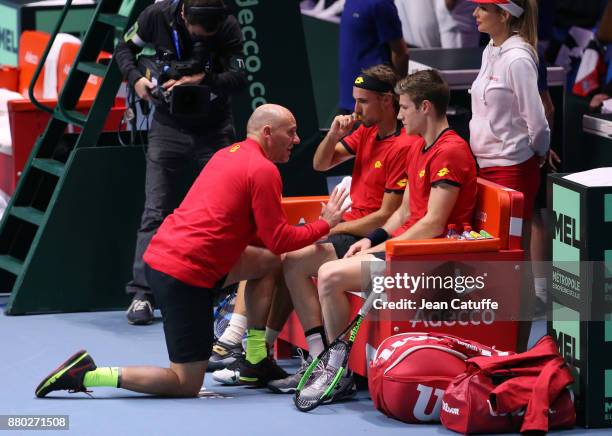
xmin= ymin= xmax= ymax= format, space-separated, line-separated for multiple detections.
xmin=469 ymin=0 xmax=549 ymax=233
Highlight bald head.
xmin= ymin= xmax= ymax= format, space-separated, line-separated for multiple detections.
xmin=246 ymin=104 xmax=299 ymax=163
xmin=247 ymin=104 xmax=295 ymax=135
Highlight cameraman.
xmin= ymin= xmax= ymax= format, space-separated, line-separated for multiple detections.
xmin=115 ymin=0 xmax=247 ymax=325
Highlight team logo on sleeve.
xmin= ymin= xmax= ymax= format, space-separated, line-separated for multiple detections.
xmin=418 ymin=169 xmax=425 ymax=178
xmin=229 ymin=144 xmax=241 ymax=153
xmin=436 ymin=168 xmax=450 ymax=177
xmin=396 ymin=178 xmax=407 ymax=187
xmin=374 ymin=160 xmax=382 ymax=169
xmin=123 ymin=23 xmax=139 ymax=42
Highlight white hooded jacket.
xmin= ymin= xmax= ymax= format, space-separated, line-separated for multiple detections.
xmin=469 ymin=35 xmax=550 ymax=168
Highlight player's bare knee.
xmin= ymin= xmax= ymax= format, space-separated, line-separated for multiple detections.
xmin=259 ymin=251 xmax=281 ymax=274
xmin=174 ymin=375 xmax=204 ymax=397
xmin=178 ymin=385 xmax=201 ymax=398
xmin=282 ymin=251 xmax=301 ymax=276
xmin=317 ymin=263 xmax=343 ymax=298
xmin=267 ymin=255 xmax=281 ymax=273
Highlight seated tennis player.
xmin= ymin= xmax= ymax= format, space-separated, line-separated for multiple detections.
xmin=267 ymin=65 xmax=415 ymax=394
xmin=302 ymin=70 xmax=478 ymax=401
xmin=212 ymin=64 xmax=413 ymax=390
xmin=34 ymin=104 xmax=349 ymax=398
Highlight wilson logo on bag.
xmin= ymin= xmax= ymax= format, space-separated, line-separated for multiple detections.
xmin=368 ymin=332 xmax=508 ymax=424
xmin=440 ymin=336 xmax=575 ymax=434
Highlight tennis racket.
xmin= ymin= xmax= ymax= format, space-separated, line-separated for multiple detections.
xmin=294 ymin=290 xmax=379 ymax=412
xmin=213 ymin=291 xmax=237 ymax=340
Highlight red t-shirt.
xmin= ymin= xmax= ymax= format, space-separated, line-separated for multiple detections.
xmin=144 ymin=138 xmax=330 ymax=288
xmin=394 ymin=129 xmax=477 ymax=237
xmin=340 ymin=124 xmax=415 ymax=221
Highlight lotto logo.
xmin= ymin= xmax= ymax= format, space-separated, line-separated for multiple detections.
xmin=25 ymin=51 xmax=39 ymax=65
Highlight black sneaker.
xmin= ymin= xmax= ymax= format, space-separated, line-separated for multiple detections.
xmin=126 ymin=293 xmax=154 ymax=325
xmin=207 ymin=340 xmax=244 ymax=372
xmin=35 ymin=350 xmax=96 ymax=398
xmin=239 ymin=357 xmax=289 ymax=387
xmin=268 ymin=352 xmax=312 ymax=394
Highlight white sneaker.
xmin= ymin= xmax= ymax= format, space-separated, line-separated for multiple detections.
xmin=212 ymin=367 xmax=241 ymax=385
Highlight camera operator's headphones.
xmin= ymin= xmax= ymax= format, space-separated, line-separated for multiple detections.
xmin=185 ymin=2 xmax=230 ymax=19
xmin=181 ymin=0 xmax=231 ymax=29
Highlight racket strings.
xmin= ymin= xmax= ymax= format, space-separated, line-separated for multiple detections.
xmin=309 ymin=360 xmax=334 ymax=390
xmin=213 ymin=294 xmax=236 ymax=340
xmin=295 ymin=342 xmax=349 ymax=409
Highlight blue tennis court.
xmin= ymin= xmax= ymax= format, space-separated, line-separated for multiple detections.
xmin=0 ymin=297 xmax=607 ymax=436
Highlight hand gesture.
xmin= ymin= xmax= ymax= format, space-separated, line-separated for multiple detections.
xmin=320 ymin=187 xmax=350 ymax=229
xmin=547 ymin=149 xmax=561 ymax=171
xmin=134 ymin=77 xmax=155 ymax=100
xmin=162 ymin=71 xmax=206 ymax=92
xmin=329 ymin=114 xmax=357 ymax=139
xmin=538 ymin=154 xmax=547 ymax=168
xmin=344 ymin=238 xmax=372 ymax=258
xmin=589 ymin=93 xmax=610 ymax=111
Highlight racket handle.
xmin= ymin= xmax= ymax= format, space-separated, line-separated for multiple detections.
xmin=358 ymin=290 xmax=379 ymax=316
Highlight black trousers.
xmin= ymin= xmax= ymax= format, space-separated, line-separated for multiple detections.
xmin=126 ymin=118 xmax=235 ymax=296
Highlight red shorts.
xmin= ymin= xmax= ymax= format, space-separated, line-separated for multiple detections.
xmin=478 ymin=155 xmax=540 ymax=220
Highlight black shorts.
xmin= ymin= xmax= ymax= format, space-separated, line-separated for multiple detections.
xmin=373 ymin=252 xmax=385 ymax=261
xmin=145 ymin=264 xmax=218 ymax=364
xmin=319 ymin=233 xmax=361 ymax=259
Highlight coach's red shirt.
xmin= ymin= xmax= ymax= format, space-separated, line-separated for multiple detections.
xmin=144 ymin=138 xmax=330 ymax=288
xmin=340 ymin=124 xmax=414 ymax=221
xmin=394 ymin=129 xmax=477 ymax=237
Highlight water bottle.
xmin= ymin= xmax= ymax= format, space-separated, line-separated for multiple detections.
xmin=469 ymin=230 xmax=485 ymax=239
xmin=479 ymin=230 xmax=494 ymax=239
xmin=446 ymin=224 xmax=460 ymax=239
xmin=460 ymin=223 xmax=475 ymax=240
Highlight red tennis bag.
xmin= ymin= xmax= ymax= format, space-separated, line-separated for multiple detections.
xmin=368 ymin=332 xmax=509 ymax=423
xmin=440 ymin=335 xmax=575 ymax=434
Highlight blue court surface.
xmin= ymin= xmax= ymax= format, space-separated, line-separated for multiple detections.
xmin=0 ymin=298 xmax=607 ymax=436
